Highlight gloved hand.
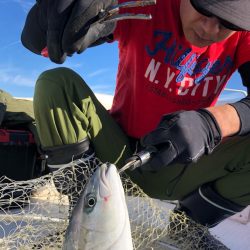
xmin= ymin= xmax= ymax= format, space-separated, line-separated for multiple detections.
xmin=141 ymin=110 xmax=222 ymax=171
xmin=22 ymin=0 xmax=116 ymax=64
xmin=21 ymin=0 xmax=72 ymax=63
xmin=61 ymin=0 xmax=117 ymax=57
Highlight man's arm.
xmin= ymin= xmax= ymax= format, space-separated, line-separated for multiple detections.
xmin=140 ymin=62 xmax=250 ymax=170
xmin=207 ymin=62 xmax=250 ymax=138
xmin=206 ymin=104 xmax=241 ymax=138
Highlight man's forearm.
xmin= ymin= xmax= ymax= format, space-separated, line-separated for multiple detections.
xmin=205 ymin=60 xmax=250 ymax=137
xmin=206 ymin=104 xmax=241 ymax=138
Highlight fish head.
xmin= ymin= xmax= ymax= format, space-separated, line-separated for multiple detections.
xmin=63 ymin=162 xmax=133 ymax=250
xmin=81 ymin=162 xmax=126 ymax=232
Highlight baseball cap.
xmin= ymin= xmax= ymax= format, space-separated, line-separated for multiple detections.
xmin=191 ymin=0 xmax=250 ymax=31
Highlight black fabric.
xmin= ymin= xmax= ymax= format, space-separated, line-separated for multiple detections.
xmin=46 ymin=0 xmax=77 ymax=64
xmin=178 ymin=183 xmax=245 ymax=227
xmin=238 ymin=61 xmax=250 ymax=89
xmin=21 ymin=2 xmax=47 ymax=55
xmin=44 ymin=138 xmax=90 ymax=165
xmin=89 ymin=34 xmax=114 ymax=48
xmin=21 ymin=0 xmax=72 ymax=63
xmin=0 ymin=91 xmax=43 ymax=174
xmin=0 ymin=90 xmax=44 ymax=209
xmin=0 ymin=130 xmax=38 ymax=180
xmin=141 ymin=110 xmax=222 ymax=170
xmin=0 ymin=102 xmax=6 ymax=125
xmin=21 ymin=0 xmax=116 ymax=64
xmin=230 ymin=61 xmax=250 ymax=135
xmin=61 ymin=0 xmax=116 ymax=56
xmin=191 ymin=0 xmax=250 ymax=31
xmin=230 ymin=96 xmax=250 ymax=135
xmin=0 ymin=129 xmax=41 ymax=209
xmin=197 ymin=109 xmax=222 ymax=146
xmin=0 ymin=90 xmax=7 ymax=125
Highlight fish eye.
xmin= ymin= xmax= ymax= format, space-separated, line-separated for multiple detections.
xmin=84 ymin=193 xmax=97 ymax=212
xmin=87 ymin=196 xmax=96 ymax=207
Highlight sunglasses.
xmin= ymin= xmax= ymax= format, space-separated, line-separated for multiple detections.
xmin=190 ymin=0 xmax=244 ymax=31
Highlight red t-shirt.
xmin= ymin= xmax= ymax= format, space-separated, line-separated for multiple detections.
xmin=110 ymin=0 xmax=250 ymax=138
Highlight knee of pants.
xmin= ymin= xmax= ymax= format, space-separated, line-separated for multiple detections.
xmin=34 ymin=67 xmax=89 ymax=112
xmin=35 ymin=67 xmax=80 ymax=96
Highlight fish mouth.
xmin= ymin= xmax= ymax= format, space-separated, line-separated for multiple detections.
xmin=99 ymin=163 xmax=112 ymax=198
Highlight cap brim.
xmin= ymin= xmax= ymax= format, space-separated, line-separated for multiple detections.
xmin=192 ymin=0 xmax=250 ymax=31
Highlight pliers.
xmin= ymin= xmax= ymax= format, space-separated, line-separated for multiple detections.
xmin=119 ymin=148 xmax=156 ymax=173
xmin=96 ymin=0 xmax=157 ymax=24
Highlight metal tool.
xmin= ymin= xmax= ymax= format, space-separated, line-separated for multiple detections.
xmin=41 ymin=0 xmax=156 ymax=58
xmin=96 ymin=0 xmax=157 ymax=24
xmin=119 ymin=149 xmax=154 ymax=173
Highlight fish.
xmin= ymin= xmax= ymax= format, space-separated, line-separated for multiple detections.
xmin=62 ymin=163 xmax=133 ymax=250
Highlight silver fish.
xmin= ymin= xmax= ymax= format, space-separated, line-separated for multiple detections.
xmin=63 ymin=163 xmax=133 ymax=250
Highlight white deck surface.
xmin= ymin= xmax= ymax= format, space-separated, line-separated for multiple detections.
xmin=157 ymin=201 xmax=250 ymax=250
xmin=211 ymin=214 xmax=250 ymax=250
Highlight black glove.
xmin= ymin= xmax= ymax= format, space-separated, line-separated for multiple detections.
xmin=61 ymin=0 xmax=117 ymax=56
xmin=21 ymin=0 xmax=49 ymax=56
xmin=141 ymin=110 xmax=222 ymax=170
xmin=230 ymin=95 xmax=250 ymax=135
xmin=21 ymin=0 xmax=116 ymax=64
xmin=21 ymin=0 xmax=72 ymax=63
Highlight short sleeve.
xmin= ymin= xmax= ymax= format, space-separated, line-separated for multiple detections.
xmin=235 ymin=31 xmax=250 ymax=68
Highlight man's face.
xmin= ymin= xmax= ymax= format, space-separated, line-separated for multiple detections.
xmin=180 ymin=0 xmax=236 ymax=47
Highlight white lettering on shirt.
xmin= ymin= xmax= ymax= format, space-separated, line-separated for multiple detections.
xmin=164 ymin=67 xmax=176 ymax=88
xmin=144 ymin=59 xmax=228 ymax=99
xmin=178 ymin=77 xmax=194 ymax=95
xmin=202 ymin=76 xmax=213 ymax=97
xmin=145 ymin=58 xmax=161 ymax=83
xmin=214 ymin=75 xmax=227 ymax=94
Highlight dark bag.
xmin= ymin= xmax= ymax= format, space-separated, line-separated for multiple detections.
xmin=0 ymin=90 xmax=46 ymax=208
xmin=0 ymin=129 xmax=41 ymax=180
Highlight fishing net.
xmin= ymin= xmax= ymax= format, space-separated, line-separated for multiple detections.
xmin=0 ymin=156 xmax=227 ymax=250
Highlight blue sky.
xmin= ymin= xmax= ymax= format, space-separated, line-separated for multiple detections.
xmin=0 ymin=0 xmax=247 ymax=101
xmin=0 ymin=0 xmax=119 ymax=97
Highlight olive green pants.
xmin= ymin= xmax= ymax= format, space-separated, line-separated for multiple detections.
xmin=34 ymin=67 xmax=250 ymax=206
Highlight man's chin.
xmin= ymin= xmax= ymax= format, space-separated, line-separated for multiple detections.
xmin=188 ymin=34 xmax=213 ymax=47
xmin=191 ymin=41 xmax=210 ymax=48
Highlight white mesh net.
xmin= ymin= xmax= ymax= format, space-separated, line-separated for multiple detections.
xmin=0 ymin=157 xmax=227 ymax=250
